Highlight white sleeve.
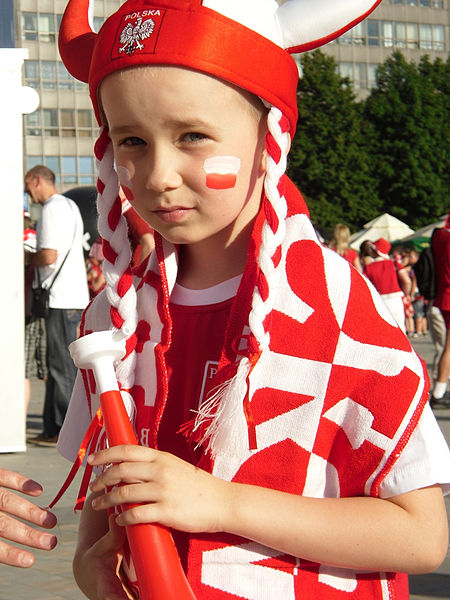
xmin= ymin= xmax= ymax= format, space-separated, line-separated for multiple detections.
xmin=57 ymin=372 xmax=93 ymax=462
xmin=379 ymin=403 xmax=450 ymax=498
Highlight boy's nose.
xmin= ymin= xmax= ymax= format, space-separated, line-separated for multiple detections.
xmin=145 ymin=149 xmax=182 ymax=193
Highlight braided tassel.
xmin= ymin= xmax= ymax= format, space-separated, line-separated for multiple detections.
xmin=194 ymin=107 xmax=291 ymax=457
xmin=248 ymin=106 xmax=290 ymax=353
xmin=94 ymin=126 xmax=138 ymax=390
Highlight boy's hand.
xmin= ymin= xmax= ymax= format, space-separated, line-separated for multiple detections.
xmin=88 ymin=446 xmax=231 ymax=534
xmin=74 ymin=514 xmax=134 ymax=600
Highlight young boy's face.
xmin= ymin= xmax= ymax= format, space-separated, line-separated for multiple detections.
xmin=100 ymin=66 xmax=267 ymax=249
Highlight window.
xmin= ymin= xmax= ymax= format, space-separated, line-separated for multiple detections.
xmin=419 ymin=23 xmax=433 ymax=48
xmin=433 ymin=25 xmax=445 ymax=50
xmin=43 ymin=109 xmax=58 ymax=136
xmin=41 ymin=61 xmax=57 ymax=89
xmin=339 ymin=63 xmax=373 ymax=91
xmin=61 ymin=110 xmax=76 ymax=137
xmin=338 ymin=22 xmax=365 ymax=45
xmin=45 ymin=157 xmax=60 ymax=179
xmin=79 ymin=157 xmax=95 ymax=184
xmin=39 ymin=13 xmax=56 ymax=42
xmin=367 ymin=20 xmax=379 ymax=46
xmin=406 ymin=23 xmax=419 ymax=48
xmin=62 ymin=156 xmax=77 ymax=184
xmin=337 ymin=18 xmax=445 ymax=51
xmin=368 ymin=64 xmax=378 ymax=89
xmin=395 ymin=23 xmax=407 ymax=48
xmin=24 ymin=60 xmax=39 ymax=89
xmin=386 ymin=0 xmax=443 ymax=4
xmin=58 ymin=62 xmax=74 ymax=90
xmin=25 ymin=110 xmax=41 ymax=136
xmin=78 ymin=110 xmax=94 ymax=137
xmin=22 ymin=12 xmax=37 ymax=41
xmin=27 ymin=156 xmax=43 ymax=171
xmin=339 ymin=62 xmax=353 ymax=81
xmin=355 ymin=63 xmax=368 ymax=90
xmin=382 ymin=22 xmax=394 ymax=47
xmin=386 ymin=0 xmax=443 ymax=5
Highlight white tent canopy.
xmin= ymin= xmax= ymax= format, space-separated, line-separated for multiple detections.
xmin=349 ymin=213 xmax=414 ymax=250
xmin=399 ymin=214 xmax=447 ymax=243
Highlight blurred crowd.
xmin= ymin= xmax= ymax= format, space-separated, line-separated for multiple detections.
xmin=326 ymin=222 xmax=450 ymax=408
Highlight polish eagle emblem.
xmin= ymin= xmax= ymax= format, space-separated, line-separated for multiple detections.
xmin=119 ymin=17 xmax=155 ymax=54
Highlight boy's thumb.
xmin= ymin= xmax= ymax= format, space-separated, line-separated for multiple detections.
xmin=107 ymin=512 xmax=127 ymax=547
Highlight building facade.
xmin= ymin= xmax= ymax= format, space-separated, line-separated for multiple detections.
xmin=15 ymin=0 xmax=123 ymax=188
xmin=320 ymin=0 xmax=448 ymax=95
xmin=12 ymin=0 xmax=450 ymax=189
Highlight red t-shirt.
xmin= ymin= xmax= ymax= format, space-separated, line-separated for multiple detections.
xmin=363 ymin=258 xmax=401 ymax=295
xmin=432 ymin=228 xmax=450 ymax=311
xmin=342 ymin=247 xmax=358 ymax=266
xmin=157 ymin=279 xmax=239 ymax=565
xmin=159 ymin=297 xmax=233 ymax=463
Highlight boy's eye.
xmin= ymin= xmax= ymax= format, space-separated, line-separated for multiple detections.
xmin=120 ymin=136 xmax=145 ymax=147
xmin=181 ymin=132 xmax=207 ymax=143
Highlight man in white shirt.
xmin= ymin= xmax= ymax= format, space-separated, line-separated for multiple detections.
xmin=24 ymin=165 xmax=89 ymax=443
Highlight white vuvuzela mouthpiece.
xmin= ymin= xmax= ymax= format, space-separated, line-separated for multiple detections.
xmin=69 ymin=330 xmax=127 ymax=393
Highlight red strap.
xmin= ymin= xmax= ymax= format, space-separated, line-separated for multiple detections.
xmin=48 ymin=408 xmax=103 ymax=510
xmin=243 ymin=352 xmax=261 ymax=451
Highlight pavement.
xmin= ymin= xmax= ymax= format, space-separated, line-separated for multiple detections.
xmin=0 ymin=333 xmax=449 ymax=599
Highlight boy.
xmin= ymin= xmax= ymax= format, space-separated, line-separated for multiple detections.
xmin=56 ymin=1 xmax=450 ymax=598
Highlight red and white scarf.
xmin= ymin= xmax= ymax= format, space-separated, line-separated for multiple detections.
xmin=76 ymin=176 xmax=427 ymax=599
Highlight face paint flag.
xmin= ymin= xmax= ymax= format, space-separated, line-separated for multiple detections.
xmin=204 ymin=156 xmax=241 ymax=189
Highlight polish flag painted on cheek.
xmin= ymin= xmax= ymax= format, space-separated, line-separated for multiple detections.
xmin=204 ymin=156 xmax=241 ymax=190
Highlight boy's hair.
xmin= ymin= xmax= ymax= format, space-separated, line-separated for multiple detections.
xmin=58 ymin=0 xmax=383 ymax=392
xmin=25 ymin=165 xmax=55 ymax=185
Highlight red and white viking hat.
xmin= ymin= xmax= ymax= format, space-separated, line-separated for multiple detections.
xmin=59 ymin=0 xmax=382 ymax=393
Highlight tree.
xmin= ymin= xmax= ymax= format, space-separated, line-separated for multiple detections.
xmin=288 ymin=50 xmax=380 ymax=231
xmin=363 ymin=52 xmax=449 ymax=229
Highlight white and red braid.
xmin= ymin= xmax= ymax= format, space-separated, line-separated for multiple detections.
xmin=195 ymin=106 xmax=291 ymax=459
xmin=248 ymin=106 xmax=290 ymax=354
xmin=94 ymin=126 xmax=138 ymax=392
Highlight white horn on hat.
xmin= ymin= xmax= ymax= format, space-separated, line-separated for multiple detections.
xmin=203 ymin=0 xmax=382 ymax=52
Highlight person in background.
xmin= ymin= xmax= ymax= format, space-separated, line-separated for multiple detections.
xmin=86 ymin=236 xmax=105 ymax=299
xmin=0 ymin=468 xmax=57 ymax=567
xmin=329 ymin=223 xmax=362 ymax=272
xmin=23 ymin=212 xmax=47 ymax=418
xmin=359 ymin=239 xmax=377 ymax=267
xmin=362 ymin=238 xmax=406 ymax=332
xmin=396 ymin=247 xmax=416 ymax=336
xmin=429 ymin=212 xmax=450 ymax=408
xmin=24 ymin=165 xmax=89 ymax=444
xmin=407 ymin=249 xmax=427 ymax=337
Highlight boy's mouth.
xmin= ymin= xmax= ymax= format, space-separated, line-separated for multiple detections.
xmin=153 ymin=206 xmax=194 ymax=223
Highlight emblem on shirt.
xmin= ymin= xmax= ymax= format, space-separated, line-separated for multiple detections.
xmin=119 ymin=17 xmax=155 ymax=54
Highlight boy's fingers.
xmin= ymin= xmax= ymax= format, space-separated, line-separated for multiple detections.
xmin=90 ymin=463 xmax=151 ymax=491
xmin=88 ymin=445 xmax=156 ymax=465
